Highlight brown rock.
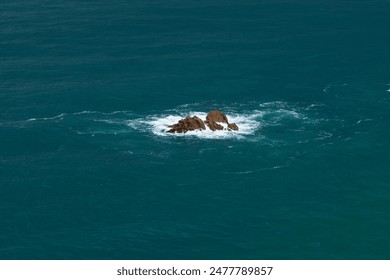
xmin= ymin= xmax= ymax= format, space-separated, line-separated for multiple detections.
xmin=166 ymin=116 xmax=206 ymax=133
xmin=227 ymin=123 xmax=239 ymax=131
xmin=204 ymin=110 xmax=240 ymax=131
xmin=205 ymin=110 xmax=229 ymax=131
xmin=166 ymin=110 xmax=239 ymax=133
xmin=205 ymin=120 xmax=224 ymax=131
xmin=205 ymin=110 xmax=229 ymax=124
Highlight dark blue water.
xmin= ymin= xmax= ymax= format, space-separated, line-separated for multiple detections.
xmin=1 ymin=0 xmax=390 ymax=259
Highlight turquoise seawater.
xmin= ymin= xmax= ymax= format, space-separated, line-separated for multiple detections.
xmin=1 ymin=0 xmax=390 ymax=259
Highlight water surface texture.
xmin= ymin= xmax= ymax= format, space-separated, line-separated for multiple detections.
xmin=1 ymin=0 xmax=390 ymax=259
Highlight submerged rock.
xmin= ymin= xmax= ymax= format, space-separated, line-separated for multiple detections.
xmin=166 ymin=110 xmax=239 ymax=134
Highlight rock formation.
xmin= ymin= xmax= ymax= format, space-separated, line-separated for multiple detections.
xmin=166 ymin=110 xmax=239 ymax=133
xmin=206 ymin=110 xmax=229 ymax=124
xmin=204 ymin=110 xmax=238 ymax=131
xmin=166 ymin=116 xmax=206 ymax=133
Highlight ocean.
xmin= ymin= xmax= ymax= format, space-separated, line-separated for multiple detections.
xmin=1 ymin=0 xmax=390 ymax=259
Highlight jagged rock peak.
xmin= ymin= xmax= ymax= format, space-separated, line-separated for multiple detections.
xmin=166 ymin=116 xmax=205 ymax=133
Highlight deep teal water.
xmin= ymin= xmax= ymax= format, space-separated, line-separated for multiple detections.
xmin=1 ymin=0 xmax=390 ymax=259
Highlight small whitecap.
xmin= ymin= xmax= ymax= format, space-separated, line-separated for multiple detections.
xmin=25 ymin=113 xmax=66 ymax=122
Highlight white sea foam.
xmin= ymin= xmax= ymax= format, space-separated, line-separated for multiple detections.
xmin=73 ymin=110 xmax=132 ymax=116
xmin=72 ymin=110 xmax=100 ymax=115
xmin=23 ymin=102 xmax=320 ymax=141
xmin=125 ymin=101 xmax=319 ymax=140
xmin=26 ymin=113 xmax=66 ymax=122
xmin=136 ymin=111 xmax=263 ymax=139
